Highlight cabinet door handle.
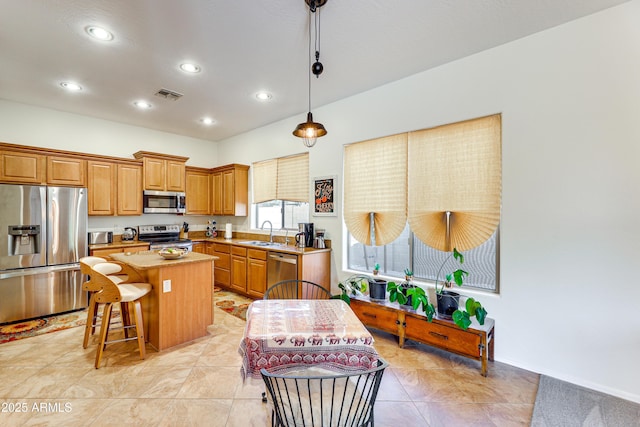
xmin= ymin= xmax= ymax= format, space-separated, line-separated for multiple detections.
xmin=429 ymin=332 xmax=449 ymax=340
xmin=362 ymin=312 xmax=377 ymax=319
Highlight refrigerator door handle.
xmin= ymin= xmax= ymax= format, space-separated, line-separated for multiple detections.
xmin=0 ymin=264 xmax=81 ymax=280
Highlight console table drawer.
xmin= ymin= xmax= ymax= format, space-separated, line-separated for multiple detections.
xmin=405 ymin=315 xmax=481 ymax=357
xmin=350 ymin=299 xmax=399 ymax=335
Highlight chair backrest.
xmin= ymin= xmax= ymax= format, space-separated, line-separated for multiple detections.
xmin=263 ymin=280 xmax=332 ymax=300
xmin=80 ymin=256 xmax=107 ymax=275
xmin=90 ymin=262 xmax=126 ymax=303
xmin=261 ymin=358 xmax=388 ymax=427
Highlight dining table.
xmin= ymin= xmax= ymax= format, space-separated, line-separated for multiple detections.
xmin=239 ymin=299 xmax=379 ymax=379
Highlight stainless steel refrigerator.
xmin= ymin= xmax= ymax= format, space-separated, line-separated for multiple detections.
xmin=0 ymin=184 xmax=88 ymax=324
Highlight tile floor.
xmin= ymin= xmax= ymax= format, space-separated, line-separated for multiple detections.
xmin=0 ymin=303 xmax=539 ymax=426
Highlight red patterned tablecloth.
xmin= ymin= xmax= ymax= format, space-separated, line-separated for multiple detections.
xmin=239 ymin=299 xmax=379 ymax=379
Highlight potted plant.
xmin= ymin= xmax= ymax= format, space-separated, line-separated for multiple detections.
xmin=387 ymin=268 xmax=416 ymax=307
xmin=435 ymin=248 xmax=488 ymax=329
xmin=372 ymin=263 xmax=380 ymax=275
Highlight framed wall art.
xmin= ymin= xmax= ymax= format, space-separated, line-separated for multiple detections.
xmin=313 ymin=175 xmax=337 ymax=216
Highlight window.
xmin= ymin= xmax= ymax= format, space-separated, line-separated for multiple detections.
xmin=253 ymin=200 xmax=309 ymax=230
xmin=343 ymin=114 xmax=501 ymax=292
xmin=252 ymin=153 xmax=309 ymax=230
xmin=347 ymin=226 xmax=499 ymax=292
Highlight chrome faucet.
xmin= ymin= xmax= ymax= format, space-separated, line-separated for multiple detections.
xmin=284 ymin=229 xmax=290 ymax=246
xmin=261 ymin=220 xmax=273 ymax=243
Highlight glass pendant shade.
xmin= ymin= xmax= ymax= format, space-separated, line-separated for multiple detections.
xmin=293 ymin=112 xmax=327 ymax=147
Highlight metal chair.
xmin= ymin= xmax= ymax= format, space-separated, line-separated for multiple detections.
xmin=261 ymin=358 xmax=388 ymax=427
xmin=263 ymin=279 xmax=332 ymax=300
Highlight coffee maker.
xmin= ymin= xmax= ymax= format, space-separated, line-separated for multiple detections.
xmin=295 ymin=223 xmax=314 ymax=248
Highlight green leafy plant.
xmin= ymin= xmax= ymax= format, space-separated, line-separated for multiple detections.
xmin=373 ymin=263 xmax=380 ymax=275
xmin=435 ymin=248 xmax=488 ymax=330
xmin=435 ymin=248 xmax=469 ymax=294
xmin=332 ymin=275 xmax=370 ymax=304
xmin=406 ymin=286 xmax=435 ymax=321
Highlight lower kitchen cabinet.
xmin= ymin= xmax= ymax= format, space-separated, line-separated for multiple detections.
xmin=211 ymin=243 xmax=231 ymax=287
xmin=191 ymin=241 xmax=207 ymax=254
xmin=230 ymin=246 xmax=247 ymax=293
xmin=246 ymin=249 xmax=267 ymax=298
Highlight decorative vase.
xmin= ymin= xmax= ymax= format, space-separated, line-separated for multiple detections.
xmin=436 ymin=290 xmax=460 ymax=320
xmin=369 ymin=279 xmax=387 ymax=300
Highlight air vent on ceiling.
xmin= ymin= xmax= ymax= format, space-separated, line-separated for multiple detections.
xmin=154 ymin=88 xmax=183 ymax=100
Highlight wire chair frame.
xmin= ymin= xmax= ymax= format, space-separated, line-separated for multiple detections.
xmin=261 ymin=358 xmax=388 ymax=427
xmin=263 ymin=279 xmax=332 ymax=300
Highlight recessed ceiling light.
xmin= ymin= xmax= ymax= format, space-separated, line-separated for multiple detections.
xmin=180 ymin=63 xmax=201 ymax=73
xmin=60 ymin=82 xmax=83 ymax=92
xmin=134 ymin=100 xmax=152 ymax=109
xmin=85 ymin=25 xmax=114 ymax=41
xmin=200 ymin=117 xmax=215 ymax=125
xmin=256 ymin=92 xmax=272 ymax=101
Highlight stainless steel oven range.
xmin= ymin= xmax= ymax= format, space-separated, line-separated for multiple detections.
xmin=137 ymin=224 xmax=193 ymax=252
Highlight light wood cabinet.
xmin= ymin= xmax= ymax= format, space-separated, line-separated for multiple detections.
xmin=0 ymin=150 xmax=46 ymax=184
xmin=349 ymin=297 xmax=495 ymax=376
xmin=87 ymin=160 xmax=142 ymax=216
xmin=191 ymin=241 xmax=207 ymax=254
xmin=87 ymin=160 xmax=116 ymax=215
xmin=134 ymin=151 xmax=188 ymax=192
xmin=117 ymin=163 xmax=142 ymax=215
xmin=185 ymin=167 xmax=211 ymax=215
xmin=230 ymin=246 xmax=248 ymax=293
xmin=211 ymin=164 xmax=249 ymax=216
xmin=47 ymin=156 xmax=86 ymax=187
xmin=212 ymin=243 xmax=231 ymax=287
xmin=247 ymin=249 xmax=267 ymax=298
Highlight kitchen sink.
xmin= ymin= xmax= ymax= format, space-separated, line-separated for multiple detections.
xmin=239 ymin=240 xmax=284 ymax=248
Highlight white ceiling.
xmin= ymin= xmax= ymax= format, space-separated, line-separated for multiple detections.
xmin=0 ymin=0 xmax=629 ymax=142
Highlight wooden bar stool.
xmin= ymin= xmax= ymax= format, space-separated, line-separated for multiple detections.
xmin=90 ymin=262 xmax=152 ymax=369
xmin=80 ymin=257 xmax=142 ymax=348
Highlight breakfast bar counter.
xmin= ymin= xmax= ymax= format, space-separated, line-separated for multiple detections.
xmin=110 ymin=251 xmax=217 ymax=350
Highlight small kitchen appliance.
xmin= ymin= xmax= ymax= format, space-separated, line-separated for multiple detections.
xmin=88 ymin=231 xmax=113 ymax=245
xmin=122 ymin=227 xmax=137 ymax=241
xmin=297 ymin=223 xmax=314 ymax=248
xmin=313 ymin=229 xmax=326 ymax=249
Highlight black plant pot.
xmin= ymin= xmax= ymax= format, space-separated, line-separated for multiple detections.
xmin=401 ymin=284 xmax=415 ymax=307
xmin=369 ymin=279 xmax=387 ymax=301
xmin=436 ymin=290 xmax=460 ymax=320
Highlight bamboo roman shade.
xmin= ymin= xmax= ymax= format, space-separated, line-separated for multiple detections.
xmin=253 ymin=153 xmax=309 ymax=204
xmin=407 ymin=114 xmax=501 ymax=251
xmin=343 ymin=134 xmax=407 ymax=246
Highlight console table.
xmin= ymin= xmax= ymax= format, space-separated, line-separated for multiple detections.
xmin=349 ymin=295 xmax=494 ymax=376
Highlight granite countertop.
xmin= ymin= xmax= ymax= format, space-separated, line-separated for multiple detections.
xmin=190 ymin=237 xmax=331 ymax=254
xmin=109 ymin=251 xmax=217 ymax=270
xmin=89 ymin=240 xmax=150 ymax=250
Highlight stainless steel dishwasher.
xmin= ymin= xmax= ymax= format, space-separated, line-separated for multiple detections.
xmin=267 ymin=252 xmax=298 ymax=288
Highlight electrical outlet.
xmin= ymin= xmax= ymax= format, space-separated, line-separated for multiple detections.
xmin=162 ymin=279 xmax=171 ymax=293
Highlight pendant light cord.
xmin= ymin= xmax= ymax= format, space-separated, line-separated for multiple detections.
xmin=308 ymin=6 xmax=312 ymax=113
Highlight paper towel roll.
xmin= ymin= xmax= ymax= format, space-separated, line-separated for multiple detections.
xmin=225 ymin=223 xmax=232 ymax=239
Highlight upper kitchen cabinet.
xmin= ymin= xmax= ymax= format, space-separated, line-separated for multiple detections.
xmin=0 ymin=148 xmax=46 ymax=184
xmin=87 ymin=160 xmax=116 ymax=215
xmin=87 ymin=159 xmax=142 ymax=216
xmin=211 ymin=164 xmax=249 ymax=216
xmin=133 ymin=151 xmax=188 ymax=192
xmin=47 ymin=156 xmax=87 ymax=187
xmin=185 ymin=167 xmax=211 ymax=215
xmin=117 ymin=162 xmax=142 ymax=215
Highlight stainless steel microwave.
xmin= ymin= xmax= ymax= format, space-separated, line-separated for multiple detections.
xmin=143 ymin=190 xmax=186 ymax=214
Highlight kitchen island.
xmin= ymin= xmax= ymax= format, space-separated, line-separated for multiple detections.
xmin=110 ymin=251 xmax=216 ymax=351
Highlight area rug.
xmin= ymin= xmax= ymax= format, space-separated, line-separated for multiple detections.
xmin=0 ymin=309 xmax=87 ymax=344
xmin=531 ymin=375 xmax=640 ymax=426
xmin=213 ymin=287 xmax=253 ymax=321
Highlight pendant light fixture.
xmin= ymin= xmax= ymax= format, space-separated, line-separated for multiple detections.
xmin=293 ymin=0 xmax=328 ymax=148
